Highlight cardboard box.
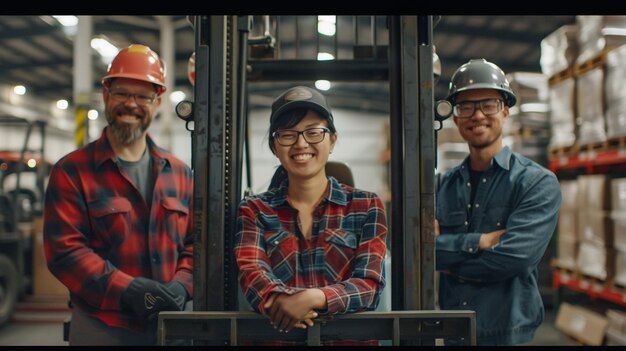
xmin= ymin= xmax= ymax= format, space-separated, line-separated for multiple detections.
xmin=576 ymin=241 xmax=615 ymax=280
xmin=560 ymin=179 xmax=579 ymax=211
xmin=540 ymin=24 xmax=579 ymax=78
xmin=611 ymin=212 xmax=626 ymax=251
xmin=548 ymin=78 xmax=577 ymax=149
xmin=577 ymin=175 xmax=611 ymax=211
xmin=557 ymin=235 xmax=578 ymax=270
xmin=606 ymin=309 xmax=626 ymax=334
xmin=31 ymin=217 xmax=69 ymax=297
xmin=577 ymin=209 xmax=613 ymax=247
xmin=614 ymin=248 xmax=626 ymax=287
xmin=555 ymin=302 xmax=608 ymax=346
xmin=611 ymin=177 xmax=626 ymax=212
xmin=558 ymin=207 xmax=578 ymax=241
xmin=606 ymin=327 xmax=626 ymax=346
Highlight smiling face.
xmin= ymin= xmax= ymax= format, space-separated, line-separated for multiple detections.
xmin=453 ymin=88 xmax=509 ymax=150
xmin=103 ymin=77 xmax=161 ymax=145
xmin=272 ymin=110 xmax=337 ymax=183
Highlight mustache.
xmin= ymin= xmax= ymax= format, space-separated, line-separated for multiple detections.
xmin=115 ymin=106 xmax=143 ymax=118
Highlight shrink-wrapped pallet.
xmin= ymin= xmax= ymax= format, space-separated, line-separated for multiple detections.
xmin=548 ymin=78 xmax=577 ymax=149
xmin=540 ymin=24 xmax=579 ymax=78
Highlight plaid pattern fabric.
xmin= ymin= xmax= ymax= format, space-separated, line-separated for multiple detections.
xmin=235 ymin=177 xmax=387 ymax=345
xmin=43 ymin=127 xmax=194 ymax=333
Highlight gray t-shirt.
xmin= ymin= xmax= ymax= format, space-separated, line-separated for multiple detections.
xmin=118 ymin=147 xmax=153 ymax=206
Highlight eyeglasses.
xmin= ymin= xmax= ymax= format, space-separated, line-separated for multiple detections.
xmin=108 ymin=88 xmax=157 ymax=106
xmin=453 ymin=98 xmax=504 ymax=118
xmin=272 ymin=127 xmax=331 ymax=146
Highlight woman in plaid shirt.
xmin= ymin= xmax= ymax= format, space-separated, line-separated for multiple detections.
xmin=234 ymin=86 xmax=388 ymax=345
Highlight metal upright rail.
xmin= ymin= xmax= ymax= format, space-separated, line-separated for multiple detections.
xmin=191 ymin=16 xmax=243 ymax=312
xmin=177 ymin=15 xmax=475 ymax=346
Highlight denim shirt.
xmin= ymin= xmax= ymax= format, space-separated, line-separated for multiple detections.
xmin=436 ymin=146 xmax=561 ymax=346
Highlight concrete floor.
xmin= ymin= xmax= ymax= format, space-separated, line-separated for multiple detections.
xmin=0 ymin=295 xmax=69 ymax=346
xmin=0 ymin=295 xmax=583 ymax=347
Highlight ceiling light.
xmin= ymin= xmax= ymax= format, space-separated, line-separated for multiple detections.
xmin=170 ymin=91 xmax=186 ymax=104
xmin=88 ymin=110 xmax=99 ymax=120
xmin=13 ymin=85 xmax=26 ymax=95
xmin=315 ymin=80 xmax=331 ymax=91
xmin=53 ymin=16 xmax=78 ymax=27
xmin=91 ymin=37 xmax=119 ymax=63
xmin=317 ymin=52 xmax=335 ymax=61
xmin=317 ymin=16 xmax=336 ymax=36
xmin=56 ymin=99 xmax=69 ymax=110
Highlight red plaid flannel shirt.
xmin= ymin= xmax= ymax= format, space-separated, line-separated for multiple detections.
xmin=235 ymin=177 xmax=387 ymax=345
xmin=43 ymin=127 xmax=194 ymax=332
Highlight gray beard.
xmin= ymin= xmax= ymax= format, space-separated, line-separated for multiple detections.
xmin=108 ymin=121 xmax=146 ymax=145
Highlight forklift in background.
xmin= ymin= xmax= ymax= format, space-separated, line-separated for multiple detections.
xmin=0 ymin=116 xmax=49 ymax=327
xmin=161 ymin=15 xmax=470 ymax=345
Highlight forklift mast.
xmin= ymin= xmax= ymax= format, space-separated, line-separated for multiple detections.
xmin=161 ymin=15 xmax=475 ymax=345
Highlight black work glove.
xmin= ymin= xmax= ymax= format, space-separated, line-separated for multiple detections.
xmin=121 ymin=277 xmax=185 ymax=318
xmin=165 ymin=281 xmax=188 ymax=308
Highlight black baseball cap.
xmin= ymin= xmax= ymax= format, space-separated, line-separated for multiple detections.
xmin=270 ymin=86 xmax=333 ymax=124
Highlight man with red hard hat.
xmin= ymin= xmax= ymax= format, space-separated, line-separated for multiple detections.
xmin=43 ymin=44 xmax=194 ymax=345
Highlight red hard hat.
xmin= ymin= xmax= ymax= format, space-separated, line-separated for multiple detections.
xmin=102 ymin=44 xmax=166 ymax=95
xmin=187 ymin=51 xmax=195 ymax=86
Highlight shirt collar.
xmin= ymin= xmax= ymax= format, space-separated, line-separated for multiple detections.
xmin=493 ymin=145 xmax=512 ymax=171
xmin=94 ymin=126 xmax=169 ymax=169
xmin=459 ymin=145 xmax=512 ymax=175
xmin=268 ymin=175 xmax=348 ymax=208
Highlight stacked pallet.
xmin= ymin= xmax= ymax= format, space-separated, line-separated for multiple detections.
xmin=504 ymin=72 xmax=551 ymax=167
xmin=545 ymin=16 xmax=626 ymax=159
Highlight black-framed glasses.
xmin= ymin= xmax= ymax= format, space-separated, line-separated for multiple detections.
xmin=272 ymin=127 xmax=331 ymax=146
xmin=108 ymin=88 xmax=157 ymax=106
xmin=453 ymin=98 xmax=504 ymax=118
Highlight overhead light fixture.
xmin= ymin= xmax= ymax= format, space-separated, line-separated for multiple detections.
xmin=317 ymin=16 xmax=336 ymax=36
xmin=317 ymin=52 xmax=335 ymax=61
xmin=315 ymin=80 xmax=331 ymax=91
xmin=91 ymin=37 xmax=119 ymax=63
xmin=170 ymin=91 xmax=186 ymax=104
xmin=88 ymin=109 xmax=99 ymax=120
xmin=52 ymin=15 xmax=78 ymax=27
xmin=56 ymin=99 xmax=69 ymax=110
xmin=13 ymin=85 xmax=26 ymax=95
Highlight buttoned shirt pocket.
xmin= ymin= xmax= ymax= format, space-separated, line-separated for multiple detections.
xmin=439 ymin=210 xmax=467 ymax=233
xmin=323 ymin=228 xmax=359 ymax=282
xmin=265 ymin=230 xmax=297 ymax=282
xmin=161 ymin=197 xmax=190 ymax=244
xmin=480 ymin=206 xmax=508 ymax=233
xmin=88 ymin=197 xmax=132 ymax=246
xmin=440 ymin=278 xmax=491 ymax=310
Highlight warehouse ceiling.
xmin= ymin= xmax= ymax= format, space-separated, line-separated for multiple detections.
xmin=0 ymin=15 xmax=577 ymax=115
